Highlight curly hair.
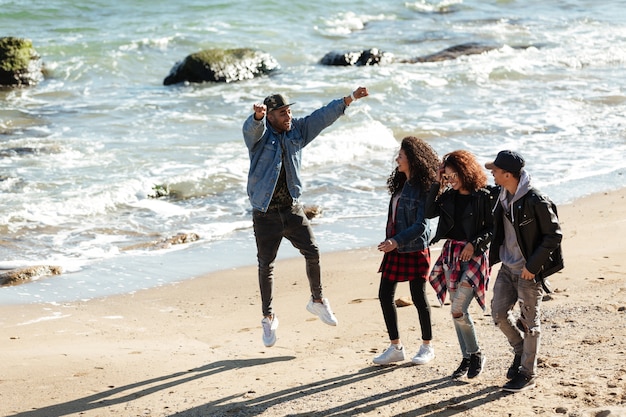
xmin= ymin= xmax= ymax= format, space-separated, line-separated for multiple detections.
xmin=387 ymin=136 xmax=440 ymax=195
xmin=441 ymin=149 xmax=488 ymax=192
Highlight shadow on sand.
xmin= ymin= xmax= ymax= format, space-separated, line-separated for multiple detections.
xmin=7 ymin=357 xmax=509 ymax=417
xmin=169 ymin=362 xmax=508 ymax=417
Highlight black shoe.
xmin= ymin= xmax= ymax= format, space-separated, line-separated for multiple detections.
xmin=451 ymin=357 xmax=471 ymax=378
xmin=467 ymin=352 xmax=485 ymax=379
xmin=503 ymin=373 xmax=536 ymax=392
xmin=506 ymin=354 xmax=522 ymax=380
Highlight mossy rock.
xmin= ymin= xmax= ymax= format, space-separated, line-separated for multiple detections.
xmin=163 ymin=48 xmax=280 ymax=85
xmin=0 ymin=37 xmax=43 ymax=87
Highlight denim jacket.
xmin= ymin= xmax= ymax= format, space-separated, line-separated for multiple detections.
xmin=387 ymin=181 xmax=431 ymax=253
xmin=243 ymin=98 xmax=346 ymax=212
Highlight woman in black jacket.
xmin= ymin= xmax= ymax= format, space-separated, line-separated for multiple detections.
xmin=425 ymin=150 xmax=493 ymax=379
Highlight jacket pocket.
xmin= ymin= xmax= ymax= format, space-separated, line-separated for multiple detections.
xmin=519 ymin=218 xmax=534 ymax=227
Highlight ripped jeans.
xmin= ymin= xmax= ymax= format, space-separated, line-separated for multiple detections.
xmin=445 ymin=261 xmax=480 ymax=358
xmin=491 ymin=264 xmax=544 ymax=378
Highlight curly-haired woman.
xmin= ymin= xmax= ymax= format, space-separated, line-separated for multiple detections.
xmin=373 ymin=136 xmax=440 ymax=365
xmin=426 ymin=149 xmax=494 ymax=379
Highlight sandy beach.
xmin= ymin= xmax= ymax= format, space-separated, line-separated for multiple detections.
xmin=1 ymin=188 xmax=625 ymax=417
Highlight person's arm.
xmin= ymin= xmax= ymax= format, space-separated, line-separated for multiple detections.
xmin=242 ymin=103 xmax=267 ymax=150
xmin=297 ymin=87 xmax=370 ymax=147
xmin=392 ymin=193 xmax=428 ymax=250
xmin=253 ymin=103 xmax=266 ymax=121
xmin=425 ymin=182 xmax=442 ymax=219
xmin=469 ymin=190 xmax=494 ymax=256
xmin=523 ymin=195 xmax=562 ymax=278
xmin=343 ymin=86 xmax=369 ymax=106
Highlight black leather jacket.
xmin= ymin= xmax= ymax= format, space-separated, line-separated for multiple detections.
xmin=490 ymin=186 xmax=564 ymax=279
xmin=425 ymin=183 xmax=494 ymax=257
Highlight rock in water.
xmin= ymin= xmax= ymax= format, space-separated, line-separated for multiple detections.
xmin=0 ymin=37 xmax=44 ymax=87
xmin=163 ymin=48 xmax=280 ymax=85
xmin=320 ymin=48 xmax=394 ymax=66
xmin=0 ymin=265 xmax=62 ymax=286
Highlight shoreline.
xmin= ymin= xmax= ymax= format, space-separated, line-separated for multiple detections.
xmin=0 ymin=211 xmax=389 ymax=306
xmin=1 ymin=188 xmax=625 ymax=417
xmin=1 ymin=181 xmax=624 ymax=306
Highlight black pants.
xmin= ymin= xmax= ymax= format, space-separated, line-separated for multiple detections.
xmin=253 ymin=204 xmax=322 ymax=317
xmin=378 ymin=277 xmax=432 ymax=341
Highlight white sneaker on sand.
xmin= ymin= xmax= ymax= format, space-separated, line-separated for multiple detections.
xmin=261 ymin=315 xmax=278 ymax=347
xmin=306 ymin=297 xmax=338 ymax=326
xmin=411 ymin=344 xmax=435 ymax=365
xmin=373 ymin=344 xmax=405 ymax=365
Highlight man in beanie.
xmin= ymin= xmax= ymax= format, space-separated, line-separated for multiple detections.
xmin=243 ymin=87 xmax=369 ymax=347
xmin=485 ymin=150 xmax=563 ymax=392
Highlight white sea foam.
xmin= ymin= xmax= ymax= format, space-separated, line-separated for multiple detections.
xmin=17 ymin=313 xmax=71 ymax=326
xmin=316 ymin=12 xmax=391 ymax=37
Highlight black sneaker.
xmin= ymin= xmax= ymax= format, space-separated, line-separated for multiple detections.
xmin=451 ymin=357 xmax=471 ymax=378
xmin=503 ymin=373 xmax=536 ymax=392
xmin=467 ymin=352 xmax=486 ymax=379
xmin=506 ymin=354 xmax=522 ymax=380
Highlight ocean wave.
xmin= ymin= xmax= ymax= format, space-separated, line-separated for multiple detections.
xmin=1 ymin=0 xmax=626 ymax=303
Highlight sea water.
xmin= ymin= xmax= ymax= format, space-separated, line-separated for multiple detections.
xmin=1 ymin=0 xmax=625 ymax=304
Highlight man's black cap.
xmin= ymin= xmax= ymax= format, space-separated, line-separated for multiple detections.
xmin=485 ymin=150 xmax=525 ymax=174
xmin=263 ymin=94 xmax=295 ymax=112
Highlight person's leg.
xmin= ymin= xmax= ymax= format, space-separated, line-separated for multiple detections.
xmin=516 ymin=277 xmax=544 ymax=378
xmin=445 ymin=261 xmax=482 ymax=376
xmin=491 ymin=266 xmax=524 ymax=354
xmin=453 ymin=273 xmax=485 ymax=378
xmin=451 ymin=279 xmax=480 ymax=355
xmin=282 ymin=204 xmax=322 ymax=300
xmin=409 ymin=278 xmax=432 ymax=342
xmin=409 ymin=278 xmax=435 ymax=364
xmin=373 ymin=277 xmax=405 ymax=364
xmin=253 ymin=209 xmax=283 ymax=318
xmin=378 ymin=277 xmax=400 ymax=341
xmin=283 ymin=204 xmax=337 ymax=325
xmin=447 ymin=289 xmax=464 ymax=354
xmin=444 ymin=265 xmax=467 ymax=358
xmin=502 ymin=276 xmax=542 ymax=391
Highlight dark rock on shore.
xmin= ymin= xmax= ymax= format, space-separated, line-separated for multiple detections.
xmin=120 ymin=232 xmax=200 ymax=251
xmin=406 ymin=42 xmax=501 ymax=63
xmin=0 ymin=145 xmax=61 ymax=158
xmin=320 ymin=42 xmax=538 ymax=66
xmin=163 ymin=48 xmax=280 ymax=85
xmin=0 ymin=37 xmax=44 ymax=87
xmin=0 ymin=265 xmax=62 ymax=286
xmin=320 ymin=48 xmax=394 ymax=66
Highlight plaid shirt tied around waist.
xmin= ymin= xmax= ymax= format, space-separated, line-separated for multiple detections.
xmin=429 ymin=239 xmax=490 ymax=311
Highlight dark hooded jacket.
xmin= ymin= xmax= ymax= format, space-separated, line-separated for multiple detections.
xmin=490 ymin=171 xmax=564 ymax=280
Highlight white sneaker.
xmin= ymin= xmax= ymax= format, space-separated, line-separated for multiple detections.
xmin=306 ymin=297 xmax=338 ymax=326
xmin=261 ymin=315 xmax=278 ymax=347
xmin=412 ymin=344 xmax=435 ymax=365
xmin=373 ymin=344 xmax=405 ymax=365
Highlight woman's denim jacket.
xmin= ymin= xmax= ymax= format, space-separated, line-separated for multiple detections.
xmin=387 ymin=181 xmax=430 ymax=253
xmin=243 ymin=98 xmax=346 ymax=212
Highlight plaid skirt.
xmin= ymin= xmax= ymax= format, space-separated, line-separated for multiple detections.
xmin=379 ymin=248 xmax=431 ymax=282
